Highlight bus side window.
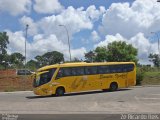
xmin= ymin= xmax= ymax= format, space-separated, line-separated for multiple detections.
xmin=76 ymin=67 xmax=84 ymax=76
xmin=126 ymin=64 xmax=134 ymax=72
xmin=98 ymin=66 xmax=110 ymax=74
xmin=63 ymin=68 xmax=72 ymax=77
xmin=98 ymin=66 xmax=104 ymax=74
xmin=71 ymin=68 xmax=77 ymax=76
xmin=122 ymin=64 xmax=134 ymax=72
xmin=56 ymin=69 xmax=63 ymax=79
xmin=123 ymin=65 xmax=128 ymax=72
xmin=85 ymin=66 xmax=97 ymax=75
xmin=109 ymin=66 xmax=116 ymax=73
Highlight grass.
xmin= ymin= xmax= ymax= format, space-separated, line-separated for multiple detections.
xmin=142 ymin=71 xmax=160 ymax=85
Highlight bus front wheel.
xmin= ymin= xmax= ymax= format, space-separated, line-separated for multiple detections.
xmin=56 ymin=87 xmax=65 ymax=96
xmin=109 ymin=82 xmax=118 ymax=91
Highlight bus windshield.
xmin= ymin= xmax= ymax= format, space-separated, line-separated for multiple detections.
xmin=34 ymin=68 xmax=56 ymax=87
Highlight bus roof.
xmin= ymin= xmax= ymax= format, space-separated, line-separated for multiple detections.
xmin=37 ymin=62 xmax=135 ymax=72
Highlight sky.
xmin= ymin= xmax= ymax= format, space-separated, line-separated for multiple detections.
xmin=0 ymin=0 xmax=160 ymax=64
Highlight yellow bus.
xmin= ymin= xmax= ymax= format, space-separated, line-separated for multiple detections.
xmin=33 ymin=62 xmax=136 ymax=96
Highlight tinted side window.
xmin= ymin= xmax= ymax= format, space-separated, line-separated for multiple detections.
xmin=56 ymin=69 xmax=63 ymax=78
xmin=110 ymin=65 xmax=117 ymax=73
xmin=56 ymin=67 xmax=85 ymax=79
xmin=56 ymin=67 xmax=72 ymax=78
xmin=85 ymin=66 xmax=97 ymax=75
xmin=73 ymin=67 xmax=84 ymax=76
xmin=98 ymin=64 xmax=134 ymax=74
xmin=98 ymin=66 xmax=110 ymax=74
xmin=116 ymin=65 xmax=123 ymax=73
xmin=63 ymin=68 xmax=72 ymax=76
xmin=71 ymin=67 xmax=77 ymax=76
xmin=125 ymin=64 xmax=134 ymax=72
xmin=111 ymin=65 xmax=124 ymax=73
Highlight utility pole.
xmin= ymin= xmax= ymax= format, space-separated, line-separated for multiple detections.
xmin=59 ymin=25 xmax=72 ymax=61
xmin=25 ymin=24 xmax=29 ymax=75
xmin=24 ymin=24 xmax=29 ymax=90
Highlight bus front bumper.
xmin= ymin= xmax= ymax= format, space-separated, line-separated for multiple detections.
xmin=33 ymin=87 xmax=53 ymax=96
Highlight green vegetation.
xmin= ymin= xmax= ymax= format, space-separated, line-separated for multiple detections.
xmin=85 ymin=41 xmax=138 ymax=63
xmin=136 ymin=66 xmax=160 ymax=85
xmin=142 ymin=71 xmax=160 ymax=85
xmin=148 ymin=53 xmax=160 ymax=67
xmin=35 ymin=51 xmax=64 ymax=68
xmin=136 ymin=68 xmax=145 ymax=85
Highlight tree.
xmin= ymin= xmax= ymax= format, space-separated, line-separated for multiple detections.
xmin=42 ymin=51 xmax=64 ymax=65
xmin=35 ymin=51 xmax=64 ymax=67
xmin=0 ymin=32 xmax=9 ymax=68
xmin=148 ymin=53 xmax=160 ymax=67
xmin=35 ymin=55 xmax=44 ymax=67
xmin=85 ymin=41 xmax=138 ymax=63
xmin=84 ymin=51 xmax=95 ymax=62
xmin=0 ymin=54 xmax=10 ymax=69
xmin=0 ymin=32 xmax=9 ymax=55
xmin=10 ymin=52 xmax=25 ymax=68
xmin=94 ymin=47 xmax=107 ymax=62
xmin=106 ymin=41 xmax=138 ymax=63
xmin=26 ymin=60 xmax=38 ymax=71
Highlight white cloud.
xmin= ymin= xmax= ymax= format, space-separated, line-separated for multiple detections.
xmin=37 ymin=6 xmax=94 ymax=44
xmin=0 ymin=0 xmax=31 ymax=16
xmin=91 ymin=31 xmax=100 ymax=42
xmin=71 ymin=47 xmax=86 ymax=60
xmin=7 ymin=31 xmax=86 ymax=61
xmin=7 ymin=31 xmax=25 ymax=55
xmin=95 ymin=0 xmax=160 ymax=64
xmin=86 ymin=5 xmax=106 ymax=21
xmin=95 ymin=33 xmax=158 ymax=64
xmin=33 ymin=0 xmax=63 ymax=14
xmin=37 ymin=5 xmax=106 ymax=38
xmin=19 ymin=16 xmax=38 ymax=36
xmin=6 ymin=5 xmax=106 ymax=61
xmin=99 ymin=0 xmax=160 ymax=38
xmin=95 ymin=33 xmax=126 ymax=48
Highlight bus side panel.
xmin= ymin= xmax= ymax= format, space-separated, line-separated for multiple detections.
xmin=83 ymin=74 xmax=101 ymax=91
xmin=127 ymin=70 xmax=136 ymax=87
xmin=100 ymin=73 xmax=127 ymax=89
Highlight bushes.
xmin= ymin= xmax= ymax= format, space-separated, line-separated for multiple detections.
xmin=136 ymin=68 xmax=145 ymax=85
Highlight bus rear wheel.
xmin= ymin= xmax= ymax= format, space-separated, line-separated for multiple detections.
xmin=109 ymin=82 xmax=118 ymax=91
xmin=56 ymin=87 xmax=65 ymax=96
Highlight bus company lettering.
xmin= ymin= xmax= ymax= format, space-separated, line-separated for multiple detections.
xmin=100 ymin=74 xmax=113 ymax=79
xmin=115 ymin=73 xmax=127 ymax=79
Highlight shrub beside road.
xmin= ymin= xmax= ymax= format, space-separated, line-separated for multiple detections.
xmin=136 ymin=67 xmax=160 ymax=85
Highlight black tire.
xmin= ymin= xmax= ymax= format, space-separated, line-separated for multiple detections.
xmin=56 ymin=87 xmax=65 ymax=96
xmin=109 ymin=82 xmax=118 ymax=91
